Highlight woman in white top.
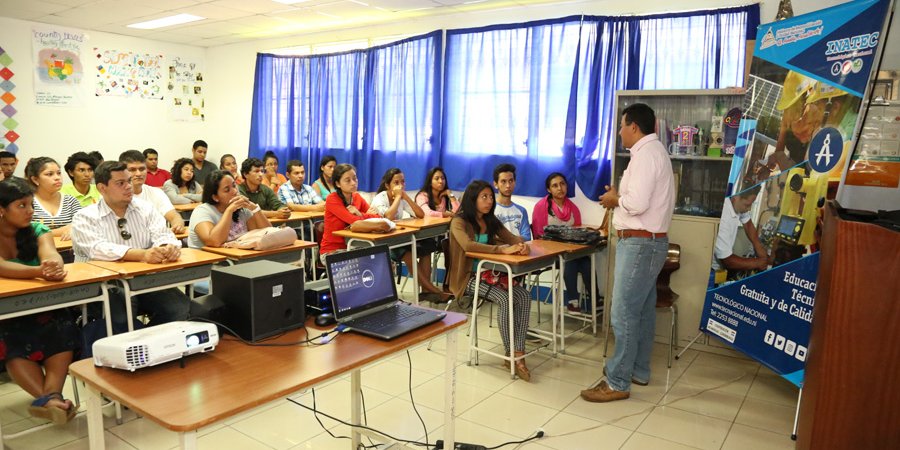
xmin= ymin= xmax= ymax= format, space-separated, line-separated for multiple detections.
xmin=25 ymin=157 xmax=81 ymax=241
xmin=163 ymin=158 xmax=203 ymax=205
xmin=370 ymin=168 xmax=449 ymax=301
xmin=188 ymin=170 xmax=270 ymax=249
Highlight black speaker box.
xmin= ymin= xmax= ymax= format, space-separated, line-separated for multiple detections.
xmin=211 ymin=260 xmax=305 ymax=342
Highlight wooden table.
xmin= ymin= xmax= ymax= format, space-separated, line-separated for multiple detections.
xmin=466 ymin=240 xmax=568 ymax=377
xmin=87 ymin=249 xmax=227 ymax=331
xmin=395 ymin=216 xmax=451 ymax=240
xmin=334 ymin=226 xmax=421 ymax=303
xmin=70 ymin=312 xmax=468 ymax=450
xmin=173 ymin=203 xmax=199 ymax=221
xmin=0 ymin=262 xmax=121 ymax=446
xmin=269 ymin=210 xmax=324 ymax=232
xmin=201 ymin=240 xmax=316 ymax=265
xmin=54 ymin=236 xmax=73 ymax=252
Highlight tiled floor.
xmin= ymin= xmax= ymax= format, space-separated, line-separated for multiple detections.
xmin=0 ymin=301 xmax=800 ymax=450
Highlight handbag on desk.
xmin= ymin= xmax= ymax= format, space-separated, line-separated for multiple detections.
xmin=224 ymin=227 xmax=296 ymax=250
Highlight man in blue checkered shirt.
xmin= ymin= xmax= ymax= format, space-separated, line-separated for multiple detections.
xmin=277 ymin=160 xmax=326 ymax=212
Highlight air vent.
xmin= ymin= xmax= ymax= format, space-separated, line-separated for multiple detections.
xmin=125 ymin=345 xmax=150 ymax=369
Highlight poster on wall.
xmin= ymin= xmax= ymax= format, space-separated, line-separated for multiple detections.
xmin=0 ymin=46 xmax=18 ymax=153
xmin=32 ymin=27 xmax=86 ymax=107
xmin=95 ymin=49 xmax=164 ymax=99
xmin=701 ymin=0 xmax=890 ymax=388
xmin=167 ymin=56 xmax=205 ymax=122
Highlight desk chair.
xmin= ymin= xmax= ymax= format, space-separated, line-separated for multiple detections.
xmin=656 ymin=243 xmax=681 ymax=368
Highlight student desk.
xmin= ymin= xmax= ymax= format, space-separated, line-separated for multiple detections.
xmin=87 ymin=249 xmax=227 ymax=332
xmin=201 ymin=240 xmax=316 ymax=265
xmin=54 ymin=236 xmax=73 ymax=252
xmin=534 ymin=239 xmax=606 ymax=356
xmin=0 ymin=262 xmax=120 ymax=446
xmin=173 ymin=203 xmax=199 ymax=221
xmin=395 ymin=216 xmax=451 ymax=241
xmin=465 ymin=240 xmax=567 ymax=378
xmin=270 ymin=212 xmax=324 ymax=269
xmin=333 ymin=227 xmax=421 ymax=303
xmin=70 ymin=312 xmax=468 ymax=450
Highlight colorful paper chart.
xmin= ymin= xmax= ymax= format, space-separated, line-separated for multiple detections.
xmin=0 ymin=46 xmax=18 ymax=154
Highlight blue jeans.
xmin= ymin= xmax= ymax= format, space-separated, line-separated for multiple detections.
xmin=605 ymin=236 xmax=669 ymax=392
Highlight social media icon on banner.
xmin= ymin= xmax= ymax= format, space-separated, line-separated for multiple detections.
xmin=774 ymin=334 xmax=786 ymax=350
xmin=784 ymin=340 xmax=796 ymax=356
xmin=764 ymin=330 xmax=776 ymax=345
xmin=795 ymin=345 xmax=807 ymax=362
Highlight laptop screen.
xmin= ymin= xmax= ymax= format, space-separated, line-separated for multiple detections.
xmin=325 ymin=245 xmax=398 ymax=318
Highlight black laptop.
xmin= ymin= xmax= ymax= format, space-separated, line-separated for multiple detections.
xmin=325 ymin=245 xmax=446 ymax=340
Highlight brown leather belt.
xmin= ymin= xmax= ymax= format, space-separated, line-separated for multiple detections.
xmin=618 ymin=229 xmax=667 ymax=239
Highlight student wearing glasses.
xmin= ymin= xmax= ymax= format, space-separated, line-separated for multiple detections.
xmin=72 ymin=161 xmax=189 ymax=331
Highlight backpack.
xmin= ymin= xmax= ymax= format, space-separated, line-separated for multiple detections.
xmin=541 ymin=225 xmax=606 ymax=246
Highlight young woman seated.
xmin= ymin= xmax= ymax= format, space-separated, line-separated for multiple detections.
xmin=311 ymin=155 xmax=337 ymax=200
xmin=25 ymin=157 xmax=81 ymax=241
xmin=0 ymin=177 xmax=79 ymax=424
xmin=320 ymin=164 xmax=390 ymax=261
xmin=163 ymin=158 xmax=203 ymax=205
xmin=531 ymin=172 xmax=595 ymax=312
xmin=188 ymin=170 xmax=271 ymax=248
xmin=447 ymin=180 xmax=533 ymax=381
xmin=415 ymin=167 xmax=459 ymax=218
xmin=219 ymin=154 xmax=244 ymax=185
xmin=261 ymin=151 xmax=288 ymax=193
xmin=372 ymin=168 xmax=449 ymax=301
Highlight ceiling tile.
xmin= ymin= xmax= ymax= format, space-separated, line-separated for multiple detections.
xmin=368 ymin=0 xmax=442 ymax=12
xmin=206 ymin=0 xmax=291 ymax=14
xmin=52 ymin=1 xmax=165 ymax=24
xmin=112 ymin=0 xmax=201 ymax=10
xmin=166 ymin=21 xmax=238 ymax=38
xmin=173 ymin=2 xmax=256 ymax=20
xmin=0 ymin=0 xmax=71 ymax=14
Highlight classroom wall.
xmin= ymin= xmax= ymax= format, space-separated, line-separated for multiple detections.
xmin=0 ymin=16 xmax=207 ymax=179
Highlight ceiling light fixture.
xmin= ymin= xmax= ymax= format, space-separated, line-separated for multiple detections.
xmin=271 ymin=0 xmax=311 ymax=5
xmin=127 ymin=14 xmax=204 ymax=29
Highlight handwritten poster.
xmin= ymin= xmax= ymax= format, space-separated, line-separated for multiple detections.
xmin=32 ymin=26 xmax=86 ymax=107
xmin=95 ymin=49 xmax=164 ymax=99
xmin=167 ymin=56 xmax=205 ymax=121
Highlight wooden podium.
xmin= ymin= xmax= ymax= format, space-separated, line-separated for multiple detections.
xmin=796 ymin=202 xmax=900 ymax=449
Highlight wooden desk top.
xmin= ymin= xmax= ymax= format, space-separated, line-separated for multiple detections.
xmin=54 ymin=236 xmax=73 ymax=251
xmin=465 ymin=239 xmax=571 ymax=264
xmin=333 ymin=226 xmax=418 ymax=242
xmin=268 ymin=211 xmax=323 ymax=225
xmin=0 ymin=262 xmax=120 ymax=298
xmin=173 ymin=203 xmax=200 ymax=212
xmin=69 ymin=311 xmax=467 ymax=432
xmin=395 ymin=216 xmax=452 ymax=229
xmin=86 ymin=248 xmax=227 ymax=277
xmin=201 ymin=240 xmax=316 ymax=260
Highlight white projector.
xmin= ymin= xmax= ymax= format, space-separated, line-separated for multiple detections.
xmin=93 ymin=321 xmax=219 ymax=371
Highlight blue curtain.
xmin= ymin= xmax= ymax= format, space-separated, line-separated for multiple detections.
xmin=441 ymin=18 xmax=584 ymax=197
xmin=249 ymin=5 xmax=759 ymax=196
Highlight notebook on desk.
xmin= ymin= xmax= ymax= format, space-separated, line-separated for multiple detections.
xmin=325 ymin=245 xmax=445 ymax=340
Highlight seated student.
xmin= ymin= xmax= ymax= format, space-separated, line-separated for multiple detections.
xmin=219 ymin=154 xmax=244 ymax=185
xmin=162 ymin=158 xmax=203 ymax=205
xmin=371 ymin=168 xmax=448 ymax=301
xmin=72 ymin=161 xmax=189 ymax=331
xmin=448 ymin=180 xmax=532 ymax=381
xmin=120 ymin=150 xmax=186 ymax=234
xmin=143 ymin=148 xmax=171 ymax=187
xmin=261 ymin=151 xmax=288 ymax=193
xmin=415 ymin=167 xmax=459 ymax=218
xmin=87 ymin=151 xmax=104 ymax=165
xmin=25 ymin=157 xmax=81 ymax=241
xmin=531 ymin=172 xmax=594 ymax=312
xmin=60 ymin=152 xmax=100 ymax=206
xmin=190 ymin=140 xmax=215 ymax=186
xmin=278 ymin=160 xmax=325 ymax=212
xmin=0 ymin=177 xmax=79 ymax=425
xmin=493 ymin=163 xmax=531 ymax=240
xmin=189 ymin=170 xmax=271 ymax=248
xmin=320 ymin=163 xmax=389 ymax=259
xmin=238 ymin=158 xmax=291 ymax=219
xmin=0 ymin=151 xmax=21 ymax=182
xmin=311 ymin=155 xmax=337 ymax=200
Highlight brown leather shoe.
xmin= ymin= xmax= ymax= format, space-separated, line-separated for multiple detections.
xmin=503 ymin=360 xmax=532 ymax=382
xmin=603 ymin=366 xmax=649 ymax=387
xmin=581 ymin=380 xmax=629 ymax=403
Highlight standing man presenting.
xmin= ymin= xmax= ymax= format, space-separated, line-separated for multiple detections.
xmin=582 ymin=103 xmax=674 ymax=403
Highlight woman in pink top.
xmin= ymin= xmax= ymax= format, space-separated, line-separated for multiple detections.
xmin=531 ymin=172 xmax=595 ymax=312
xmin=415 ymin=167 xmax=459 ymax=218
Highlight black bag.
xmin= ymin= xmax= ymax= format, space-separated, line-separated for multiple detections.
xmin=542 ymin=225 xmax=606 ymax=246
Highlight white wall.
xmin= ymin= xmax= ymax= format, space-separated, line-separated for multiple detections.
xmin=0 ymin=16 xmax=207 ymax=179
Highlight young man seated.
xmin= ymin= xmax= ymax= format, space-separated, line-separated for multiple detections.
xmin=238 ymin=158 xmax=290 ymax=220
xmin=119 ymin=150 xmax=186 ymax=234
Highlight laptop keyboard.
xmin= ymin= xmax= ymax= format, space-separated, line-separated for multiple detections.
xmin=346 ymin=305 xmax=426 ymax=330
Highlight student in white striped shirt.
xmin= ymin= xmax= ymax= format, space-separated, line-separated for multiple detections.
xmin=25 ymin=157 xmax=81 ymax=241
xmin=72 ymin=161 xmax=189 ymax=331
